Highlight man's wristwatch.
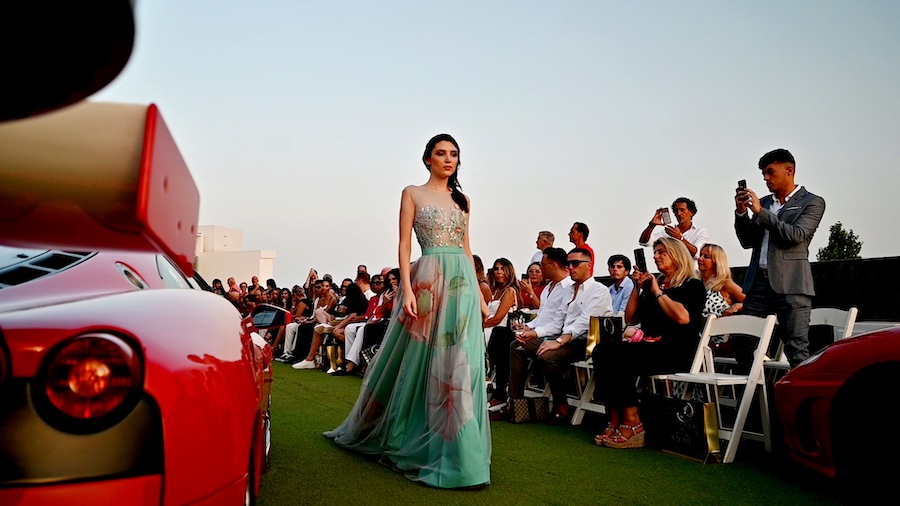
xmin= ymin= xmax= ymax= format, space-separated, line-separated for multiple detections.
xmin=555 ymin=337 xmax=565 ymax=345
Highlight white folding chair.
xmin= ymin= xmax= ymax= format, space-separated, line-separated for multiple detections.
xmin=667 ymin=314 xmax=778 ymax=463
xmin=765 ymin=306 xmax=858 ymax=379
xmin=648 ymin=314 xmax=717 ymax=396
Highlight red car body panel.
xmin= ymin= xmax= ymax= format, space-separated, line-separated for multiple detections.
xmin=0 ymin=102 xmax=278 ymax=504
xmin=775 ymin=327 xmax=900 ymax=478
xmin=0 ymin=251 xmax=273 ymax=504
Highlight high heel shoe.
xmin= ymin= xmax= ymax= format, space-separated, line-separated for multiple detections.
xmin=603 ymin=423 xmax=645 ymax=449
xmin=593 ymin=423 xmax=615 ymax=446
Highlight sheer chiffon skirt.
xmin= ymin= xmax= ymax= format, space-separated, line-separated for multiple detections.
xmin=324 ymin=247 xmax=491 ymax=488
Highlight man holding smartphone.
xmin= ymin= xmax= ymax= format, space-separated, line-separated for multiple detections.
xmin=734 ymin=148 xmax=826 ymax=370
xmin=638 ymin=197 xmax=709 ymax=259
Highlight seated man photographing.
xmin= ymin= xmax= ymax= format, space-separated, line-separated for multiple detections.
xmin=508 ymin=247 xmax=613 ymax=425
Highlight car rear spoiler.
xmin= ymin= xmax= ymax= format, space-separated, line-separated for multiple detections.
xmin=0 ymin=102 xmax=200 ymax=276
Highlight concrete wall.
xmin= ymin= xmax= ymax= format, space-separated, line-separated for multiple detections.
xmin=194 ymin=225 xmax=276 ymax=286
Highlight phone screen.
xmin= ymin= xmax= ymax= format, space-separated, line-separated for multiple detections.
xmin=521 ymin=274 xmax=528 ymax=280
xmin=738 ymin=179 xmax=747 ymax=189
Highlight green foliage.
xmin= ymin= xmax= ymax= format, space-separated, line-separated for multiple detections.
xmin=817 ymin=222 xmax=863 ymax=261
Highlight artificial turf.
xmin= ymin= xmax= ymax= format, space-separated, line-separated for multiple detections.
xmin=258 ymin=362 xmax=848 ymax=505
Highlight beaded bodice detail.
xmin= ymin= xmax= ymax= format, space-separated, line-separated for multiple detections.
xmin=414 ymin=206 xmax=466 ymax=248
xmin=411 ymin=187 xmax=467 ymax=249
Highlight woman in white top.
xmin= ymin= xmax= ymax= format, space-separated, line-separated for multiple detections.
xmin=484 ymin=257 xmax=518 ymax=411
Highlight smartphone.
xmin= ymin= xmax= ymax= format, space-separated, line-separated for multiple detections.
xmin=634 ymin=248 xmax=648 ymax=273
xmin=738 ymin=179 xmax=747 ymax=190
xmin=521 ymin=274 xmax=528 ymax=280
xmin=660 ymin=207 xmax=672 ymax=225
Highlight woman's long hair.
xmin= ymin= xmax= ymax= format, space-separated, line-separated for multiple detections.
xmin=653 ymin=237 xmax=696 ymax=288
xmin=491 ymin=258 xmax=518 ymax=295
xmin=422 ymin=133 xmax=469 ymax=213
xmin=473 ymin=254 xmax=487 ymax=283
xmin=700 ymin=243 xmax=734 ymax=293
xmin=343 ymin=282 xmax=369 ymax=315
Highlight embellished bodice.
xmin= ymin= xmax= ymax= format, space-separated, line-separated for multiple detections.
xmin=410 ymin=187 xmax=467 ymax=249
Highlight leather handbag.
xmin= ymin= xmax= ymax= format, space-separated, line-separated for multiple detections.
xmin=508 ymin=397 xmax=550 ymax=424
xmin=585 ymin=315 xmax=625 ymax=358
xmin=659 ymin=398 xmax=720 ymax=463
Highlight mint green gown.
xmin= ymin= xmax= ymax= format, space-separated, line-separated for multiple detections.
xmin=324 ymin=188 xmax=491 ymax=488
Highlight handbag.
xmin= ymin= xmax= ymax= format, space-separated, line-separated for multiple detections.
xmin=657 ymin=397 xmax=720 ymax=463
xmin=585 ymin=315 xmax=625 ymax=358
xmin=508 ymin=397 xmax=550 ymax=424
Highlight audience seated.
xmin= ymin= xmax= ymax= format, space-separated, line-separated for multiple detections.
xmin=508 ymin=247 xmax=612 ymax=425
xmin=332 ymin=273 xmax=395 ymax=375
xmin=484 ymin=258 xmax=519 ymax=414
xmin=592 ymin=237 xmax=706 ymax=449
xmin=473 ymin=255 xmax=492 ymax=302
xmin=518 ymin=261 xmax=546 ymax=309
xmin=606 ymin=254 xmax=634 ymax=315
xmin=294 ymin=282 xmax=367 ymax=370
xmin=698 ymin=243 xmax=746 ymax=356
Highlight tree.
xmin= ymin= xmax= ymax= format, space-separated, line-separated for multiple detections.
xmin=817 ymin=222 xmax=862 ymax=261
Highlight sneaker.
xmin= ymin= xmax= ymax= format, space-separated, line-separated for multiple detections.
xmin=292 ymin=359 xmax=316 ymax=370
xmin=274 ymin=353 xmax=293 ymax=363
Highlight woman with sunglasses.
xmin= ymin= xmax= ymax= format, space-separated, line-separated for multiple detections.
xmin=591 ymin=237 xmax=705 ymax=449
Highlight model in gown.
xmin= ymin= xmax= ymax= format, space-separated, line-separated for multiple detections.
xmin=324 ymin=133 xmax=491 ymax=488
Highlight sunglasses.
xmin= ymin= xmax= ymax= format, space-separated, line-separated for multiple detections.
xmin=566 ymin=259 xmax=589 ymax=268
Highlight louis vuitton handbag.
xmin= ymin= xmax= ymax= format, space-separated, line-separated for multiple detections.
xmin=508 ymin=397 xmax=550 ymax=424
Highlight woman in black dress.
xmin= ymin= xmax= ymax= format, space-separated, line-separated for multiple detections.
xmin=592 ymin=237 xmax=706 ymax=449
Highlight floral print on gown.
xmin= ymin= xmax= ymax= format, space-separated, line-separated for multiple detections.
xmin=324 ymin=187 xmax=491 ymax=488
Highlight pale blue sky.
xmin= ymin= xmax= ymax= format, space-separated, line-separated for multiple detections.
xmin=97 ymin=0 xmax=900 ymax=286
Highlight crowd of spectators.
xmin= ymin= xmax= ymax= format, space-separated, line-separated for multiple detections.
xmin=207 ymin=147 xmax=824 ymax=452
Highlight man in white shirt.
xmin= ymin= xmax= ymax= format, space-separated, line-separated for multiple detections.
xmin=638 ymin=197 xmax=708 ymax=259
xmin=507 ymin=247 xmax=613 ymax=425
xmin=529 ymin=230 xmax=555 ymax=266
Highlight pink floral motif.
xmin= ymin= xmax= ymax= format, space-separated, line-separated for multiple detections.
xmin=399 ymin=259 xmax=444 ymax=343
xmin=427 ymin=347 xmax=474 ymax=441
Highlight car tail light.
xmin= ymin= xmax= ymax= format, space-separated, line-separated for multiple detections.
xmin=37 ymin=333 xmax=141 ymax=428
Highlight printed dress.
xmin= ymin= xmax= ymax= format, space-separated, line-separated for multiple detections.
xmin=324 ymin=187 xmax=491 ymax=488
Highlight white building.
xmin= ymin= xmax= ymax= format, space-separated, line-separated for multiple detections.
xmin=194 ymin=226 xmax=275 ymax=285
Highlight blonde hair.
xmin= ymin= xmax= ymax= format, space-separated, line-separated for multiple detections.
xmin=653 ymin=237 xmax=696 ymax=288
xmin=700 ymin=243 xmax=733 ymax=293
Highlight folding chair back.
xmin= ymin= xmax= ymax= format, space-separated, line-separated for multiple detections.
xmin=668 ymin=314 xmax=778 ymax=463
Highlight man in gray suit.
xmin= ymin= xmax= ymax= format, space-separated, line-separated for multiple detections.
xmin=733 ymin=148 xmax=826 ymax=371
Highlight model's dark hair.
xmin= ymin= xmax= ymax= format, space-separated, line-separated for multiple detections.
xmin=672 ymin=197 xmax=698 ymax=215
xmin=423 ymin=133 xmax=468 ymax=213
xmin=573 ymin=222 xmax=590 ymax=240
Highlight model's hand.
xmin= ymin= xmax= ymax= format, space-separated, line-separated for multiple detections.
xmin=403 ymin=291 xmax=417 ymax=319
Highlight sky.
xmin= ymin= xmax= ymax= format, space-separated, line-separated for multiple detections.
xmin=95 ymin=0 xmax=900 ymax=287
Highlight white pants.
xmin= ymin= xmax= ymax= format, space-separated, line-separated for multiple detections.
xmin=283 ymin=322 xmax=300 ymax=354
xmin=344 ymin=322 xmax=367 ymax=366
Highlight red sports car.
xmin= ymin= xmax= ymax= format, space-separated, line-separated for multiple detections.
xmin=0 ymin=99 xmax=287 ymax=504
xmin=775 ymin=326 xmax=900 ymax=487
